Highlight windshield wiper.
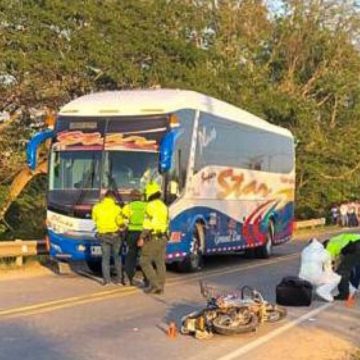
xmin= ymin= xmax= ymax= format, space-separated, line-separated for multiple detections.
xmin=106 ymin=171 xmax=123 ymax=206
xmin=72 ymin=157 xmax=96 ymax=215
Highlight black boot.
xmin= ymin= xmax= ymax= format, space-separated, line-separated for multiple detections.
xmin=153 ymin=288 xmax=164 ymax=295
xmin=143 ymin=286 xmax=154 ymax=294
xmin=334 ymin=293 xmax=348 ymax=301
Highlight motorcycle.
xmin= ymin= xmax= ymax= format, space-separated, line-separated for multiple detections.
xmin=181 ymin=281 xmax=287 ymax=339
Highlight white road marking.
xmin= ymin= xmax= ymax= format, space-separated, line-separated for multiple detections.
xmin=216 ymin=303 xmax=333 ymax=360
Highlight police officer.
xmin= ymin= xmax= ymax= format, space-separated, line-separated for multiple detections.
xmin=138 ymin=182 xmax=169 ymax=295
xmin=122 ymin=189 xmax=147 ymax=286
xmin=324 ymin=233 xmax=360 ymax=300
xmin=92 ymin=190 xmax=127 ymax=286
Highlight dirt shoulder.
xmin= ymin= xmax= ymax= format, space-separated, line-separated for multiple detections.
xmin=0 ymin=260 xmax=53 ymax=281
xmin=293 ymin=225 xmax=358 ymax=241
xmin=234 ymin=297 xmax=360 ymax=360
xmin=241 ymin=324 xmax=359 ymax=360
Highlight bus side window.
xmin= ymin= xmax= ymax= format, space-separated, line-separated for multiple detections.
xmin=165 ymin=109 xmax=195 ymax=204
xmin=166 ymin=149 xmax=181 ymax=204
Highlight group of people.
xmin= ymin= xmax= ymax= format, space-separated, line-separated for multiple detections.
xmin=91 ymin=182 xmax=360 ymax=302
xmin=91 ymin=181 xmax=169 ymax=295
xmin=331 ymin=203 xmax=360 ymax=227
xmin=299 ymin=233 xmax=360 ymax=302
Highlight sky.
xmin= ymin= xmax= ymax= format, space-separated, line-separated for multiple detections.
xmin=266 ymin=0 xmax=284 ymax=14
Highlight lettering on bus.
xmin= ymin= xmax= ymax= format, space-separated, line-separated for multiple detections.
xmin=201 ymin=171 xmax=216 ymax=183
xmin=280 ymin=176 xmax=295 ymax=185
xmin=214 ymin=233 xmax=242 ymax=245
xmin=198 ymin=126 xmax=217 ymax=155
xmin=217 ymin=169 xmax=272 ymax=199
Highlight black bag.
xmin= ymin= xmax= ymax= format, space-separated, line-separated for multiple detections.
xmin=276 ymin=276 xmax=313 ymax=307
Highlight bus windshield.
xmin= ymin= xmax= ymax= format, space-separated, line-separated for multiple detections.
xmin=50 ymin=149 xmax=160 ymax=192
xmin=49 ymin=150 xmax=102 ymax=190
xmin=103 ymin=150 xmax=159 ymax=192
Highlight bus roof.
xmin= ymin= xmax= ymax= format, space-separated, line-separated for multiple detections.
xmin=59 ymin=89 xmax=293 ymax=137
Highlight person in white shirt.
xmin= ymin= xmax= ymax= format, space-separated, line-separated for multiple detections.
xmin=330 ymin=205 xmax=339 ymax=225
xmin=339 ymin=203 xmax=348 ymax=227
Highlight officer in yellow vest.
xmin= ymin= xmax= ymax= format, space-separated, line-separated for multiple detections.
xmin=122 ymin=189 xmax=147 ymax=286
xmin=92 ymin=190 xmax=127 ymax=286
xmin=138 ymin=182 xmax=169 ymax=294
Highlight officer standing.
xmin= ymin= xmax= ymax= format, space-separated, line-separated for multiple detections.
xmin=92 ymin=190 xmax=126 ymax=286
xmin=138 ymin=182 xmax=169 ymax=295
xmin=122 ymin=189 xmax=147 ymax=286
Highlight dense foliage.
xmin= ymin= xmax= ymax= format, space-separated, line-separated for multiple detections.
xmin=1 ymin=0 xmax=360 ymax=238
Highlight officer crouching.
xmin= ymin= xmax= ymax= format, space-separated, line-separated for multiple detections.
xmin=138 ymin=182 xmax=169 ymax=295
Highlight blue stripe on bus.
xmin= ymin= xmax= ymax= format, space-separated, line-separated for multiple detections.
xmin=48 ymin=201 xmax=293 ymax=263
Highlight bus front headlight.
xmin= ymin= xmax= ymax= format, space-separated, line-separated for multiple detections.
xmin=77 ymin=244 xmax=86 ymax=252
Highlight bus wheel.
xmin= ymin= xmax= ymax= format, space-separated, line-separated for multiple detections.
xmin=87 ymin=261 xmax=102 ymax=274
xmin=177 ymin=224 xmax=204 ymax=273
xmin=255 ymin=222 xmax=274 ymax=259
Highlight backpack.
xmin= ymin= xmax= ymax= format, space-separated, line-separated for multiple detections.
xmin=276 ymin=276 xmax=313 ymax=307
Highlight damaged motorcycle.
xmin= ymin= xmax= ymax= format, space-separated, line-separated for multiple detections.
xmin=181 ymin=281 xmax=287 ymax=339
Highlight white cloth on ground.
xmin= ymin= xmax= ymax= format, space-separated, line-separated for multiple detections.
xmin=298 ymin=238 xmax=341 ymax=302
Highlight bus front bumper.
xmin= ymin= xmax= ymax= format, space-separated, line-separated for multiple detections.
xmin=48 ymin=230 xmax=190 ymax=263
xmin=48 ymin=231 xmax=101 ymax=262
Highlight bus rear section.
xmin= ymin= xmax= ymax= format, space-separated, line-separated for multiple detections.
xmin=165 ymin=108 xmax=295 ymax=271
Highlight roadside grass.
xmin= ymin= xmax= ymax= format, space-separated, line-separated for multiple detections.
xmin=294 ymin=225 xmax=351 ymax=240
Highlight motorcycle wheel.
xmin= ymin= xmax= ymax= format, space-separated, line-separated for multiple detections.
xmin=264 ymin=305 xmax=287 ymax=323
xmin=212 ymin=308 xmax=259 ymax=335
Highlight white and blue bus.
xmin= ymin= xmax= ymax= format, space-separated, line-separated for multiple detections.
xmin=27 ymin=89 xmax=295 ymax=272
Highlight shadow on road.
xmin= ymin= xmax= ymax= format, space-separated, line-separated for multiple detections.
xmin=163 ymin=300 xmax=202 ymax=327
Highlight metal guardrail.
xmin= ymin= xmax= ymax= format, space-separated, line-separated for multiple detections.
xmin=294 ymin=218 xmax=326 ymax=230
xmin=0 ymin=239 xmax=48 ymax=266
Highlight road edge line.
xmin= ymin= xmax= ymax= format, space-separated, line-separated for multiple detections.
xmin=216 ymin=303 xmax=333 ymax=360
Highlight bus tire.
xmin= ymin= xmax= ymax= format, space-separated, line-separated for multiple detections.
xmin=87 ymin=260 xmax=102 ymax=274
xmin=177 ymin=223 xmax=205 ymax=273
xmin=255 ymin=222 xmax=274 ymax=259
xmin=244 ymin=248 xmax=256 ymax=259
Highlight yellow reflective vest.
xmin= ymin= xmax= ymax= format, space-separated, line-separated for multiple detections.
xmin=142 ymin=199 xmax=169 ymax=234
xmin=92 ymin=197 xmax=125 ymax=234
xmin=122 ymin=201 xmax=146 ymax=231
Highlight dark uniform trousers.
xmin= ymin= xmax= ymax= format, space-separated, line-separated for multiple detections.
xmin=125 ymin=231 xmax=142 ymax=282
xmin=351 ymin=265 xmax=360 ymax=289
xmin=139 ymin=235 xmax=167 ymax=290
xmin=98 ymin=233 xmax=123 ymax=283
xmin=337 ymin=241 xmax=360 ymax=297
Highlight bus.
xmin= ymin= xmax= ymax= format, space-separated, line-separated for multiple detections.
xmin=27 ymin=89 xmax=295 ymax=272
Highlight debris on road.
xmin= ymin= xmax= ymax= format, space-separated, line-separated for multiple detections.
xmin=167 ymin=322 xmax=177 ymax=339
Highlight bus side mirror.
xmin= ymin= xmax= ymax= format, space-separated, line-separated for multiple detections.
xmin=26 ymin=129 xmax=54 ymax=170
xmin=159 ymin=129 xmax=180 ymax=174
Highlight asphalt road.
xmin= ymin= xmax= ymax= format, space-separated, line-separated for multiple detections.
xmin=0 ymin=230 xmax=359 ymax=360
